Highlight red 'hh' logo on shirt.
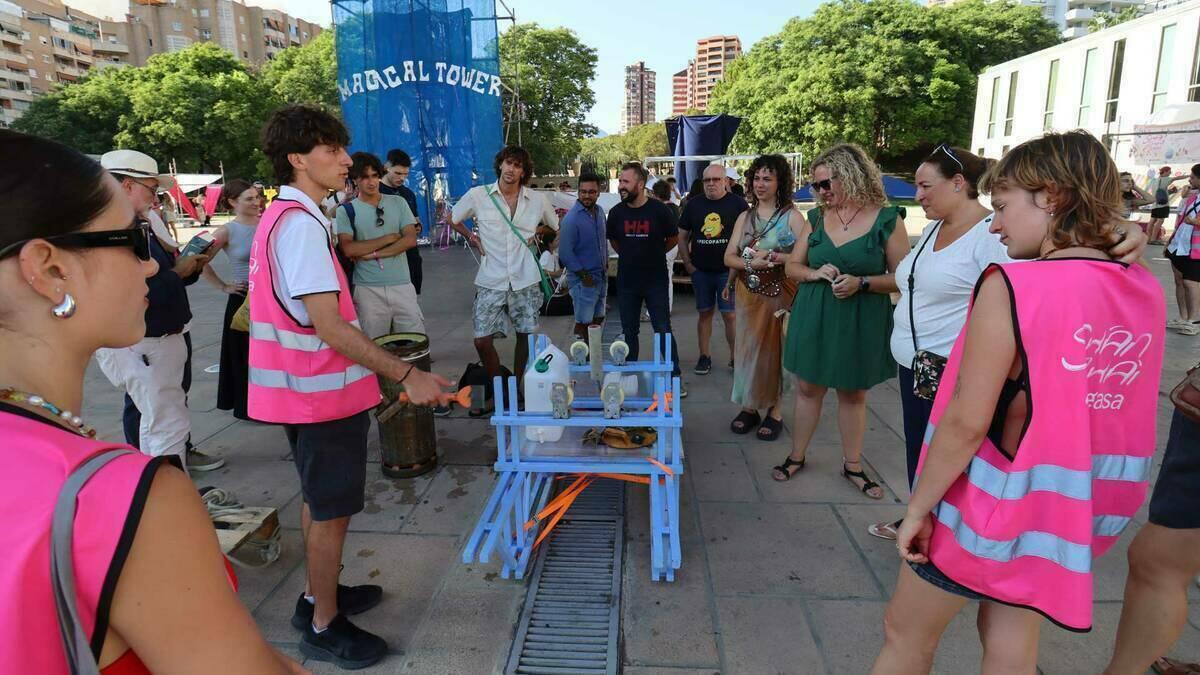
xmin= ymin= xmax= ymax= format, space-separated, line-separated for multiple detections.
xmin=624 ymin=219 xmax=651 ymax=237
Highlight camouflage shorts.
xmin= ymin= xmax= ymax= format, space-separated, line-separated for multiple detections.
xmin=472 ymin=283 xmax=542 ymax=338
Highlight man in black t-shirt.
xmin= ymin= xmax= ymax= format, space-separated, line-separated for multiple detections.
xmin=381 ymin=149 xmax=423 ymax=294
xmin=607 ymin=162 xmax=683 ymax=388
xmin=678 ymin=164 xmax=746 ymax=375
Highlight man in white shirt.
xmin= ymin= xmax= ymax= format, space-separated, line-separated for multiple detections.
xmin=450 ymin=146 xmax=558 ymax=414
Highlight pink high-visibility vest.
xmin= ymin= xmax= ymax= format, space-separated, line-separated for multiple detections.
xmin=246 ymin=198 xmax=380 ymax=424
xmin=916 ymin=259 xmax=1165 ymax=631
xmin=0 ymin=412 xmax=154 ymax=673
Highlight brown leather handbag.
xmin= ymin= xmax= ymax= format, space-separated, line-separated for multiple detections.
xmin=1171 ymin=362 xmax=1200 ymax=422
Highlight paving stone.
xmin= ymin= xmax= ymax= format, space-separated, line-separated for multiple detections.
xmin=698 ymin=502 xmax=878 ymax=599
xmin=398 ymin=587 xmax=524 ymax=674
xmin=401 ymin=464 xmax=496 ymax=536
xmin=622 ymin=541 xmax=720 ymax=667
xmin=234 ymin=527 xmax=305 ymax=614
xmin=687 ymin=442 xmax=759 ymax=503
xmin=740 ymin=441 xmax=903 ymax=506
xmin=277 ymin=465 xmax=434 ymax=534
xmin=624 ymin=668 xmax=722 ymax=675
xmin=627 ymin=470 xmax=702 ymax=544
xmin=715 ymin=595 xmax=824 ymax=675
xmin=253 ymin=532 xmax=459 ymax=651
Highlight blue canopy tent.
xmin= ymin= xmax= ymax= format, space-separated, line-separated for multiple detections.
xmin=793 ymin=175 xmax=917 ymax=201
xmin=664 ymin=114 xmax=741 ymax=191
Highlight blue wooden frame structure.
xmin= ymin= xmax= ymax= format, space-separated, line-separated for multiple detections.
xmin=463 ymin=333 xmax=685 ymax=581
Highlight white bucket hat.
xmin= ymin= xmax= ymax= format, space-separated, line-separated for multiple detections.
xmin=100 ymin=149 xmax=175 ymax=191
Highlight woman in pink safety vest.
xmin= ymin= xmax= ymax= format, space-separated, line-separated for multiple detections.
xmin=0 ymin=130 xmax=305 ymax=674
xmin=870 ymin=131 xmax=1166 ymax=674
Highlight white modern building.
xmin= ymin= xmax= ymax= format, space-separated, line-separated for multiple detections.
xmin=970 ymin=0 xmax=1200 ymax=170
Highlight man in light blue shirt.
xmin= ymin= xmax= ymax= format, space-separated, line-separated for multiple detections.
xmin=557 ymin=172 xmax=608 ymax=337
xmin=335 ymin=152 xmax=423 ymax=338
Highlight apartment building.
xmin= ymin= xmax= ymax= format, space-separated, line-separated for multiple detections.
xmin=622 ymin=60 xmax=655 ymax=133
xmin=0 ymin=0 xmax=321 ymax=128
xmin=669 ymin=35 xmax=741 ymax=117
xmin=970 ymin=0 xmax=1200 ymax=169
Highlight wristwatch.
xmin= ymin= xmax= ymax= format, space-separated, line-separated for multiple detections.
xmin=859 ymin=276 xmax=871 ymax=292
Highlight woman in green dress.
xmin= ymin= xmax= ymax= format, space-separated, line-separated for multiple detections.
xmin=773 ymin=144 xmax=910 ymax=500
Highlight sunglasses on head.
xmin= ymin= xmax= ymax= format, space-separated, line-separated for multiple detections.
xmin=0 ymin=223 xmax=152 ymax=261
xmin=811 ymin=179 xmax=833 ymax=191
xmin=933 ymin=144 xmax=964 ymax=172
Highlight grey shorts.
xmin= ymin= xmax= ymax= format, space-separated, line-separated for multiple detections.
xmin=284 ymin=411 xmax=370 ymax=521
xmin=473 ymin=283 xmax=542 ymax=338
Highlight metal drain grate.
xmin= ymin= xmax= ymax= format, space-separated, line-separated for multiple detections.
xmin=506 ymin=479 xmax=624 ymax=675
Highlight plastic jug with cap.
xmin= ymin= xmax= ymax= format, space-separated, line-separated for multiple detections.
xmin=525 ymin=343 xmax=570 ymax=442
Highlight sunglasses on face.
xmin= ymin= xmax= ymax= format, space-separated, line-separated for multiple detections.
xmin=812 ymin=179 xmax=833 ymax=192
xmin=0 ymin=223 xmax=152 ymax=261
xmin=933 ymin=144 xmax=964 ymax=172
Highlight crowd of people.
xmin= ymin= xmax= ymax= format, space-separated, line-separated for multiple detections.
xmin=2 ymin=101 xmax=1199 ymax=674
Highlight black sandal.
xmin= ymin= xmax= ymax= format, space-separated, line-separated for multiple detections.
xmin=757 ymin=414 xmax=783 ymax=441
xmin=772 ymin=455 xmax=806 ymax=481
xmin=730 ymin=410 xmax=761 ymax=434
xmin=842 ymin=462 xmax=883 ymax=500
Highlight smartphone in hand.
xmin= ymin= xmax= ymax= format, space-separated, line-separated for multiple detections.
xmin=180 ymin=231 xmax=215 ymax=258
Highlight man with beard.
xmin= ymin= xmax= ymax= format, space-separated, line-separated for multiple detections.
xmin=607 ymin=162 xmax=685 ymax=396
xmin=451 ymin=146 xmax=558 ymax=415
xmin=557 ymin=172 xmax=608 ymax=338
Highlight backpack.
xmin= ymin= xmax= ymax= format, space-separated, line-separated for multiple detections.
xmin=336 ymin=202 xmax=358 ymax=290
xmin=460 ymin=361 xmax=513 ymax=406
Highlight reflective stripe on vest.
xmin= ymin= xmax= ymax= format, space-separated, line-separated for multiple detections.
xmin=934 ymin=500 xmax=1093 ymax=574
xmin=923 ymin=423 xmax=1153 ymax=501
xmin=249 ymin=364 xmax=374 ymax=394
xmin=249 ymin=320 xmax=362 ymax=353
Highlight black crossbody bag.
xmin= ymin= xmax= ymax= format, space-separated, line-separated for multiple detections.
xmin=908 ymin=222 xmax=948 ymax=400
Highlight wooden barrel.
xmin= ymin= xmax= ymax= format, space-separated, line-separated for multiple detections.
xmin=374 ymin=333 xmax=437 ymax=478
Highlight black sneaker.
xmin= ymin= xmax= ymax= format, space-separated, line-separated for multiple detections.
xmin=291 ymin=584 xmax=384 ymax=630
xmin=433 ymin=404 xmax=452 ymax=417
xmin=300 ymin=614 xmax=388 ymax=670
xmin=694 ymin=355 xmax=712 ymax=375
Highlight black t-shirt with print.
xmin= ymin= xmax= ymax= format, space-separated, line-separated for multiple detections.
xmin=678 ymin=192 xmax=748 ymax=273
xmin=606 ymin=199 xmax=678 ymax=278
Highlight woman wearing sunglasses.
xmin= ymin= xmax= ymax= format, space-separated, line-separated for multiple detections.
xmin=776 ymin=144 xmax=909 ymax=499
xmin=0 ymin=130 xmax=303 ymax=673
xmin=871 ymin=130 xmax=1164 ymax=674
xmin=866 ymin=144 xmax=1147 ymax=541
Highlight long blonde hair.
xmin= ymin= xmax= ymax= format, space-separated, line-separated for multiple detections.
xmin=810 ymin=143 xmax=887 ymax=209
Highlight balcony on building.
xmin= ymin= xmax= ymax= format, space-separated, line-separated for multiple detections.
xmin=55 ymin=62 xmax=81 ymax=80
xmin=3 ymin=49 xmax=26 ymax=68
xmin=1065 ymin=7 xmax=1096 ymax=22
xmin=0 ymin=66 xmax=31 ymax=85
xmin=94 ymin=40 xmax=130 ymax=55
xmin=1061 ymin=25 xmax=1090 ymax=38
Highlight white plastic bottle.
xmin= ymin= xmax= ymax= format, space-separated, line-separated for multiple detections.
xmin=525 ymin=343 xmax=570 ymax=442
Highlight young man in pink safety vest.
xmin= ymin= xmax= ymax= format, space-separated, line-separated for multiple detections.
xmin=251 ymin=105 xmax=452 ymax=670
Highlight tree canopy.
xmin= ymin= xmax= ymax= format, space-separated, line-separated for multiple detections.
xmin=707 ymin=0 xmax=1059 ymax=163
xmin=579 ymin=122 xmax=668 ymax=175
xmin=499 ymin=23 xmax=597 ymax=175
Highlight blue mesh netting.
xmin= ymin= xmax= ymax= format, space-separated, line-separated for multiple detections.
xmin=332 ymin=0 xmax=503 ymax=233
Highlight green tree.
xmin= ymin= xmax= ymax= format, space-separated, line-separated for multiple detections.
xmin=499 ymin=23 xmax=597 ymax=174
xmin=708 ymin=0 xmax=1058 ymax=162
xmin=14 ymin=65 xmax=137 ymax=154
xmin=1088 ymin=5 xmax=1143 ymax=32
xmin=261 ymin=30 xmax=339 ymax=111
xmin=578 ymin=122 xmax=668 ymax=175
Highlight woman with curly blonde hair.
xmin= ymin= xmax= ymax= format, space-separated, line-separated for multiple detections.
xmin=773 ymin=144 xmax=910 ymax=500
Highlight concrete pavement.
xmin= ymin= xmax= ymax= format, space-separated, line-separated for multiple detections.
xmin=79 ymin=237 xmax=1200 ymax=674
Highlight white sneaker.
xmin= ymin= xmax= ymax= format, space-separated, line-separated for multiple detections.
xmin=1168 ymin=317 xmax=1190 ymax=329
xmin=1177 ymin=322 xmax=1200 ymax=336
xmin=187 ymin=448 xmax=226 ymax=472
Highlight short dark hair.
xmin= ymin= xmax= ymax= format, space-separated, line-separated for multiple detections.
xmin=0 ymin=129 xmax=113 ymax=257
xmin=666 ymin=176 xmax=676 ymax=184
xmin=620 ymin=162 xmax=648 ymax=184
xmin=494 ymin=146 xmax=534 ymax=186
xmin=220 ymin=178 xmax=256 ymax=212
xmin=1192 ymin=164 xmax=1200 ymax=178
xmin=577 ymin=172 xmax=603 ymax=188
xmin=350 ymin=151 xmax=385 ymax=180
xmin=651 ymin=180 xmax=672 ymax=201
xmin=385 ymin=149 xmax=411 ymax=167
xmin=923 ymin=145 xmax=994 ymax=200
xmin=261 ymin=104 xmax=350 ymax=185
xmin=1118 ymin=171 xmax=1132 ymax=178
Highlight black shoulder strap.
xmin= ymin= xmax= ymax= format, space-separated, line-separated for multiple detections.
xmin=907 ymin=221 xmax=941 ymax=353
xmin=339 ymin=201 xmax=358 ymax=237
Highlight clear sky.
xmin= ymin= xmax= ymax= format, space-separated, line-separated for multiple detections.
xmin=70 ymin=0 xmax=821 ymax=133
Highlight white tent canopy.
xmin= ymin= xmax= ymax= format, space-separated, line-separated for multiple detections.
xmin=1131 ymin=102 xmax=1200 ymax=165
xmin=172 ymin=173 xmax=222 ymax=194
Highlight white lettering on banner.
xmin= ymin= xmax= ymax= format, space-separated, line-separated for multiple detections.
xmin=1060 ymin=323 xmax=1154 ymax=386
xmin=382 ymin=66 xmax=402 ymax=88
xmin=337 ymin=59 xmax=505 ymax=103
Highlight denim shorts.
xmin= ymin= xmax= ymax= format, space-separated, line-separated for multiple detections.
xmin=691 ymin=268 xmax=734 ymax=313
xmin=566 ymin=270 xmax=607 ymax=324
xmin=1149 ymin=409 xmax=1200 ymax=529
xmin=909 ymin=561 xmax=985 ymax=601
